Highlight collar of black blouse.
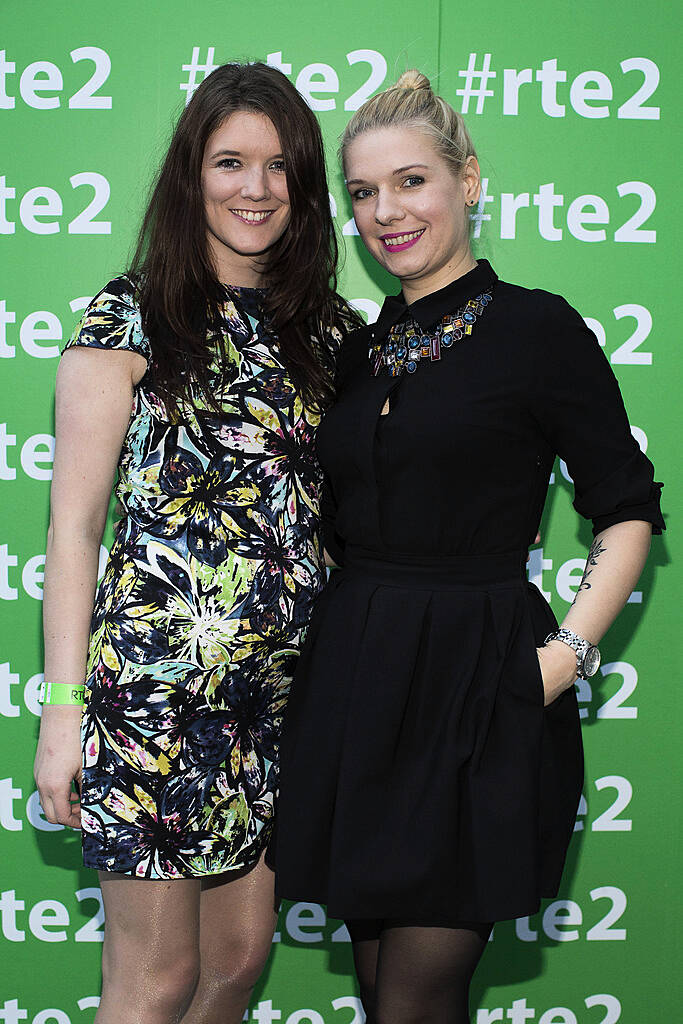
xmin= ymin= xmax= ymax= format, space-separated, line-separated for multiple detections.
xmin=372 ymin=259 xmax=498 ymax=342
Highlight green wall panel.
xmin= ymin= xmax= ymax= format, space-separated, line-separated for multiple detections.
xmin=1 ymin=1 xmax=678 ymax=1019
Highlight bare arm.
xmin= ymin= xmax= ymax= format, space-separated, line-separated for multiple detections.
xmin=538 ymin=519 xmax=652 ymax=704
xmin=34 ymin=346 xmax=146 ymax=826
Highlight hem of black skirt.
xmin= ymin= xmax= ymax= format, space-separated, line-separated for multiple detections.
xmin=275 ymin=887 xmax=560 ymax=926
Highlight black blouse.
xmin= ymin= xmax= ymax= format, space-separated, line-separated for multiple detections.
xmin=320 ymin=260 xmax=664 ymax=565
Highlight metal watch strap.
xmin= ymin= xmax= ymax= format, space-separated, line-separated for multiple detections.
xmin=544 ymin=628 xmax=589 ymax=677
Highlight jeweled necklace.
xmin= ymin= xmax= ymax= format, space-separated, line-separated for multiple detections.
xmin=370 ymin=288 xmax=494 ymax=377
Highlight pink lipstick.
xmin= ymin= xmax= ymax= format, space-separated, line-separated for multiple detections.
xmin=380 ymin=228 xmax=425 ymax=252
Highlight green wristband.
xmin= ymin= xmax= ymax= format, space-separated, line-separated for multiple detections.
xmin=38 ymin=681 xmax=85 ymax=706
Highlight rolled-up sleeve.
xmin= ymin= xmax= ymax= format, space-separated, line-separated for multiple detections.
xmin=534 ymin=295 xmax=664 ymax=536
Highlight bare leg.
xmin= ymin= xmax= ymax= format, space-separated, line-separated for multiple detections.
xmin=96 ymin=873 xmax=201 ymax=1024
xmin=181 ymin=852 xmax=278 ymax=1023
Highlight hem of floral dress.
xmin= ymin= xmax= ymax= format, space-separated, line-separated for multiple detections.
xmin=84 ymin=834 xmax=273 ymax=881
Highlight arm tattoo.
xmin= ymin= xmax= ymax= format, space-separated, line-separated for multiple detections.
xmin=572 ymin=537 xmax=607 ymax=604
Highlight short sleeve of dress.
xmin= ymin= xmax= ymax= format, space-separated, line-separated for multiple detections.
xmin=533 ymin=294 xmax=665 ymax=535
xmin=64 ymin=275 xmax=151 ymax=363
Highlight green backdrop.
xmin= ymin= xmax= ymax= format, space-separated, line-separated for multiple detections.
xmin=1 ymin=1 xmax=679 ymax=1020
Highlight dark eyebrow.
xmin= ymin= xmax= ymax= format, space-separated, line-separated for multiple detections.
xmin=210 ymin=149 xmax=284 ymax=159
xmin=346 ymin=163 xmax=429 ymax=186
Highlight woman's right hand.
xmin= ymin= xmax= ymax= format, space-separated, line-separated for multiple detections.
xmin=34 ymin=705 xmax=83 ymax=828
xmin=536 ymin=641 xmax=578 ymax=707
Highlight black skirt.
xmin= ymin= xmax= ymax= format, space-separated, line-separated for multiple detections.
xmin=272 ymin=547 xmax=584 ymax=925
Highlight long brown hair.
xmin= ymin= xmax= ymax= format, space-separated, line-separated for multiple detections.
xmin=129 ymin=62 xmax=343 ymax=412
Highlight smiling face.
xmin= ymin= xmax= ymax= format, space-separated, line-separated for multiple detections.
xmin=201 ymin=110 xmax=291 ymax=286
xmin=345 ymin=126 xmax=481 ymax=303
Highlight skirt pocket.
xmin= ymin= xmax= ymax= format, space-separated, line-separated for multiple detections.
xmin=525 ymin=581 xmax=563 ymax=708
xmin=525 ymin=629 xmax=546 ymax=707
xmin=522 ymin=585 xmax=552 ymax=707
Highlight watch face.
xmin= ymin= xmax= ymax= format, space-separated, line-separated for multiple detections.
xmin=583 ymin=645 xmax=601 ymax=678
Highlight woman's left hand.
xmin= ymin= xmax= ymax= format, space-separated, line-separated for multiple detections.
xmin=536 ymin=640 xmax=578 ymax=706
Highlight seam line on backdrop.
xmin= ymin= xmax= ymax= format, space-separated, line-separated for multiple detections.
xmin=436 ymin=0 xmax=442 ymax=84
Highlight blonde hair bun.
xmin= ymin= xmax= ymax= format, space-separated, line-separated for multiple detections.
xmin=395 ymin=69 xmax=432 ymax=92
xmin=340 ymin=66 xmax=477 ymax=178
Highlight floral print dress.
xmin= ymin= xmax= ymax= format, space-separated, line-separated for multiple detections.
xmin=66 ymin=275 xmax=344 ymax=878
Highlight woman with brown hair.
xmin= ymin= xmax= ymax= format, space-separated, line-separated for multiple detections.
xmin=33 ymin=62 xmax=355 ymax=1022
xmin=272 ymin=70 xmax=664 ymax=1022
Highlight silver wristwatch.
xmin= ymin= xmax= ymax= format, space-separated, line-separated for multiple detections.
xmin=544 ymin=628 xmax=601 ymax=680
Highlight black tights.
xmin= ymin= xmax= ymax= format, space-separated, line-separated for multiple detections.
xmin=347 ymin=918 xmax=492 ymax=1024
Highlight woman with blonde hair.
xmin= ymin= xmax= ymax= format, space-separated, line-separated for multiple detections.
xmin=272 ymin=70 xmax=664 ymax=1022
